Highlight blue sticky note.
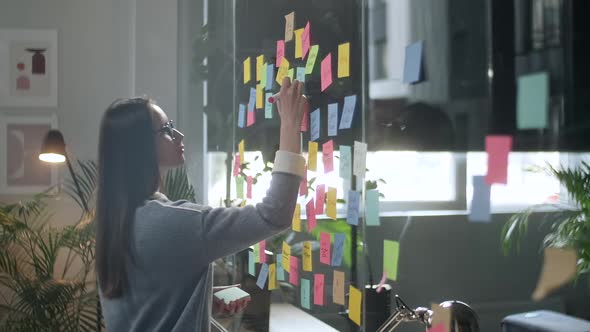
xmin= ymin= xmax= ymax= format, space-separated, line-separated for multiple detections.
xmin=346 ymin=190 xmax=361 ymax=225
xmin=311 ymin=108 xmax=320 ymax=141
xmin=339 ymin=95 xmax=356 ymax=129
xmin=256 ymin=263 xmax=269 ymax=289
xmin=365 ymin=189 xmax=380 ymax=226
xmin=248 ymin=251 xmax=255 ymax=276
xmin=339 ymin=145 xmax=352 ymax=180
xmin=248 ymin=88 xmax=256 ymax=112
xmin=276 ymin=254 xmax=285 ymax=281
xmin=469 ymin=175 xmax=491 ymax=222
xmin=266 ymin=65 xmax=274 ymax=91
xmin=403 ymin=40 xmax=424 ymax=84
xmin=265 ymin=93 xmax=273 ymax=119
xmin=328 ymin=103 xmax=338 ymax=136
xmin=517 ymin=72 xmax=548 ymax=129
xmin=238 ymin=104 xmax=246 ymax=128
xmin=332 ymin=233 xmax=345 ymax=267
xmin=301 ymin=278 xmax=311 ymax=310
xmin=296 ymin=67 xmax=306 ymax=83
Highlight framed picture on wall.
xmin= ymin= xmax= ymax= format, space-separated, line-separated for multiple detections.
xmin=0 ymin=29 xmax=58 ymax=107
xmin=0 ymin=113 xmax=59 ymax=194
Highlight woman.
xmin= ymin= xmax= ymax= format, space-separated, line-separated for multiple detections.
xmin=96 ymin=77 xmax=307 ymax=331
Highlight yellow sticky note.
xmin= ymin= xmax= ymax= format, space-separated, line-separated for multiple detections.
xmin=256 ymin=55 xmax=264 ymax=82
xmin=238 ymin=140 xmax=245 ymax=160
xmin=256 ymin=84 xmax=264 ymax=109
xmin=253 ymin=243 xmax=260 ymax=263
xmin=327 ymin=187 xmax=337 ymax=220
xmin=308 ymin=141 xmax=318 ymax=171
xmin=348 ymin=285 xmax=362 ymax=326
xmin=282 ymin=241 xmax=291 ymax=272
xmin=288 ymin=68 xmax=294 ymax=81
xmin=285 ymin=12 xmax=295 ymax=42
xmin=276 ymin=57 xmax=290 ymax=86
xmin=303 ymin=241 xmax=313 ymax=272
xmin=292 ymin=204 xmax=301 ymax=232
xmin=294 ymin=28 xmax=304 ymax=59
xmin=338 ymin=42 xmax=350 ymax=78
xmin=269 ymin=263 xmax=277 ymax=290
xmin=240 ymin=200 xmax=246 ymax=207
xmin=243 ymin=57 xmax=251 ymax=83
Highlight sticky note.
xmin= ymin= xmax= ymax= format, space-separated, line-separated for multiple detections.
xmin=321 ymin=53 xmax=333 ymax=92
xmin=277 ymin=254 xmax=285 ymax=281
xmin=239 ymin=140 xmax=245 ymax=160
xmin=256 ymin=84 xmax=264 ymax=109
xmin=259 ymin=240 xmax=266 ymax=263
xmin=383 ymin=240 xmax=400 ymax=281
xmin=288 ymin=68 xmax=294 ymax=81
xmin=256 ymin=263 xmax=269 ymax=289
xmin=485 ymin=135 xmax=512 ymax=185
xmin=332 ymin=233 xmax=345 ymax=267
xmin=289 ymin=256 xmax=299 ymax=286
xmin=323 ymin=140 xmax=334 ymax=173
xmin=353 ymin=141 xmax=367 ymax=178
xmin=296 ymin=67 xmax=306 ymax=83
xmin=248 ymin=250 xmax=255 ymax=276
xmin=233 ymin=153 xmax=240 ymax=177
xmin=303 ymin=241 xmax=313 ymax=271
xmin=308 ymin=141 xmax=318 ymax=171
xmin=339 ymin=145 xmax=352 ymax=180
xmin=265 ymin=92 xmax=273 ymax=119
xmin=284 ymin=12 xmax=295 ymax=42
xmin=247 ymin=108 xmax=255 ymax=127
xmin=276 ymin=40 xmax=285 ymax=67
xmin=333 ymin=270 xmax=345 ymax=305
xmin=338 ymin=42 xmax=350 ymax=78
xmin=240 ymin=200 xmax=246 ymax=208
xmin=299 ymin=166 xmax=308 ymax=196
xmin=282 ymin=242 xmax=291 ymax=272
xmin=403 ymin=40 xmax=424 ymax=84
xmin=246 ymin=176 xmax=253 ymax=199
xmin=238 ymin=104 xmax=246 ymax=128
xmin=295 ymin=28 xmax=304 ymax=59
xmin=302 ymin=21 xmax=311 ymax=59
xmin=269 ymin=263 xmax=277 ymax=290
xmin=346 ymin=190 xmax=360 ymax=226
xmin=310 ymin=108 xmax=320 ymax=141
xmin=247 ymin=87 xmax=256 ymax=112
xmin=314 ymin=274 xmax=325 ymax=306
xmin=292 ymin=203 xmax=301 ymax=232
xmin=306 ymin=199 xmax=317 ymax=231
xmin=236 ymin=176 xmax=244 ymax=199
xmin=243 ymin=57 xmax=251 ymax=83
xmin=532 ymin=247 xmax=577 ymax=301
xmin=256 ymin=55 xmax=264 ymax=82
xmin=517 ymin=72 xmax=549 ymax=129
xmin=301 ymin=108 xmax=309 ymax=132
xmin=276 ymin=57 xmax=290 ymax=85
xmin=328 ymin=103 xmax=338 ymax=137
xmin=469 ymin=175 xmax=491 ymax=223
xmin=253 ymin=243 xmax=260 ymax=263
xmin=365 ymin=189 xmax=381 ymax=226
xmin=320 ymin=232 xmax=331 ymax=265
xmin=261 ymin=62 xmax=267 ymax=87
xmin=316 ymin=184 xmax=325 ymax=215
xmin=327 ymin=187 xmax=337 ymax=220
xmin=305 ymin=45 xmax=319 ymax=74
xmin=339 ymin=95 xmax=356 ymax=129
xmin=349 ymin=285 xmax=362 ymax=326
xmin=301 ymin=278 xmax=311 ymax=309
xmin=266 ymin=64 xmax=274 ymax=91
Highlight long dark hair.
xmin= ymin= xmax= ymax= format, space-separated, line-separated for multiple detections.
xmin=96 ymin=97 xmax=160 ymax=298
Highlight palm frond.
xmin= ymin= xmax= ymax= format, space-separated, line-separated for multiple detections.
xmin=161 ymin=166 xmax=196 ymax=202
xmin=62 ymin=160 xmax=98 ymax=215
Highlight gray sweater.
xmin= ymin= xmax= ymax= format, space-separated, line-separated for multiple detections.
xmin=100 ymin=152 xmax=304 ymax=331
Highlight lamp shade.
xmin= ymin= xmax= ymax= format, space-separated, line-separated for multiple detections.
xmin=39 ymin=129 xmax=66 ymax=163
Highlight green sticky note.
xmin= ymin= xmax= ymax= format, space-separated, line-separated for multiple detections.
xmin=248 ymin=250 xmax=255 ymax=276
xmin=265 ymin=92 xmax=273 ymax=119
xmin=383 ymin=240 xmax=399 ymax=281
xmin=288 ymin=68 xmax=294 ymax=80
xmin=365 ymin=189 xmax=380 ymax=226
xmin=305 ymin=45 xmax=319 ymax=74
xmin=261 ymin=62 xmax=267 ymax=87
xmin=236 ymin=176 xmax=244 ymax=199
xmin=517 ymin=72 xmax=549 ymax=129
xmin=301 ymin=278 xmax=311 ymax=310
xmin=276 ymin=254 xmax=285 ymax=281
xmin=253 ymin=243 xmax=260 ymax=263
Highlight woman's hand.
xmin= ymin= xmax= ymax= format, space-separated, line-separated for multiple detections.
xmin=276 ymin=77 xmax=308 ymax=154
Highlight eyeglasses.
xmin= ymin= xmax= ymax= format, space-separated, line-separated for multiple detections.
xmin=156 ymin=120 xmax=177 ymax=140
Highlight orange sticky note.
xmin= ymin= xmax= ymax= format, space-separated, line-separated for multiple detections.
xmin=322 ymin=139 xmax=334 ymax=173
xmin=289 ymin=256 xmax=299 ymax=286
xmin=294 ymin=28 xmax=304 ymax=59
xmin=238 ymin=140 xmax=245 ymax=160
xmin=326 ymin=187 xmax=337 ymax=220
xmin=259 ymin=240 xmax=266 ymax=263
xmin=306 ymin=199 xmax=317 ymax=231
xmin=285 ymin=12 xmax=295 ymax=42
xmin=282 ymin=241 xmax=291 ymax=272
xmin=246 ymin=176 xmax=253 ymax=198
xmin=269 ymin=263 xmax=277 ymax=290
xmin=349 ymin=285 xmax=362 ymax=326
xmin=303 ymin=241 xmax=313 ymax=271
xmin=320 ymin=232 xmax=331 ymax=265
xmin=314 ymin=274 xmax=325 ymax=306
xmin=292 ymin=203 xmax=301 ymax=232
xmin=256 ymin=84 xmax=263 ymax=109
xmin=256 ymin=55 xmax=264 ymax=82
xmin=243 ymin=57 xmax=251 ymax=83
xmin=276 ymin=40 xmax=285 ymax=67
xmin=321 ymin=53 xmax=333 ymax=92
xmin=338 ymin=42 xmax=350 ymax=78
xmin=276 ymin=57 xmax=290 ymax=86
xmin=308 ymin=141 xmax=318 ymax=171
xmin=333 ymin=270 xmax=345 ymax=305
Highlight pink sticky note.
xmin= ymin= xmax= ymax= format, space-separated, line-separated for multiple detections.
xmin=247 ymin=176 xmax=253 ymax=198
xmin=316 ymin=184 xmax=325 ymax=215
xmin=314 ymin=274 xmax=325 ymax=306
xmin=485 ymin=135 xmax=513 ymax=185
xmin=259 ymin=240 xmax=266 ymax=263
xmin=276 ymin=40 xmax=285 ymax=67
xmin=302 ymin=22 xmax=311 ymax=59
xmin=299 ymin=165 xmax=308 ymax=196
xmin=289 ymin=256 xmax=299 ymax=286
xmin=323 ymin=140 xmax=334 ymax=173
xmin=233 ymin=154 xmax=241 ymax=177
xmin=321 ymin=53 xmax=333 ymax=92
xmin=247 ymin=110 xmax=255 ymax=127
xmin=306 ymin=199 xmax=317 ymax=231
xmin=301 ymin=108 xmax=309 ymax=132
xmin=428 ymin=323 xmax=447 ymax=332
xmin=320 ymin=232 xmax=331 ymax=265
